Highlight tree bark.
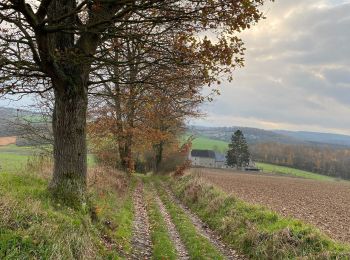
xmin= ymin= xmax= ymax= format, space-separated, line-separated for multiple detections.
xmin=154 ymin=141 xmax=164 ymax=173
xmin=49 ymin=82 xmax=88 ymax=206
xmin=118 ymin=137 xmax=133 ymax=173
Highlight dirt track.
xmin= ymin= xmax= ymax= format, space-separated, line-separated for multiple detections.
xmin=194 ymin=168 xmax=350 ymax=244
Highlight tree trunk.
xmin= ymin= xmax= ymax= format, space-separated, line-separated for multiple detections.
xmin=49 ymin=84 xmax=88 ymax=207
xmin=154 ymin=141 xmax=164 ymax=173
xmin=118 ymin=133 xmax=134 ymax=173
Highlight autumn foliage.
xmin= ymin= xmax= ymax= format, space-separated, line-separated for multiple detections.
xmin=0 ymin=0 xmax=270 ymax=200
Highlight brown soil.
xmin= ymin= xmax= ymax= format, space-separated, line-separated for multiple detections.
xmin=0 ymin=136 xmax=16 ymax=146
xmin=194 ymin=168 xmax=350 ymax=244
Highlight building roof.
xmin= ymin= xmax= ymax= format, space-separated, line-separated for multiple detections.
xmin=191 ymin=149 xmax=216 ymax=159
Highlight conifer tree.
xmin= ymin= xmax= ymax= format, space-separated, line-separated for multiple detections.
xmin=226 ymin=130 xmax=250 ymax=168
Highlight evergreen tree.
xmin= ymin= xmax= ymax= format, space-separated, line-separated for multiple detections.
xmin=226 ymin=130 xmax=250 ymax=168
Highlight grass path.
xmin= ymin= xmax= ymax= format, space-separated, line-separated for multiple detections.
xmin=144 ymin=180 xmax=186 ymax=259
xmin=132 ymin=175 xmax=241 ymax=259
xmin=153 ymin=194 xmax=189 ymax=259
xmin=152 ymin=177 xmax=239 ymax=259
xmin=156 ymin=180 xmax=240 ymax=260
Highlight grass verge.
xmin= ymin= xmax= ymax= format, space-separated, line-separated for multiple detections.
xmin=143 ymin=180 xmax=177 ymax=259
xmin=153 ymin=178 xmax=224 ymax=259
xmin=169 ymin=174 xmax=350 ymax=259
xmin=0 ymin=166 xmax=135 ymax=259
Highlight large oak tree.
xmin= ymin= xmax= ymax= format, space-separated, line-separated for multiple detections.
xmin=0 ymin=0 xmax=269 ymax=205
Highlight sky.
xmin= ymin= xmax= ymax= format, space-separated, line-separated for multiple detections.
xmin=193 ymin=0 xmax=350 ymax=135
xmin=1 ymin=0 xmax=350 ymax=134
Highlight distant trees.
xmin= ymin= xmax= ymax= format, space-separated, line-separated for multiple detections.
xmin=251 ymin=142 xmax=350 ymax=180
xmin=226 ymin=130 xmax=250 ymax=168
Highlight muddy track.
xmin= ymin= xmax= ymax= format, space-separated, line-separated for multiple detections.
xmin=131 ymin=182 xmax=152 ymax=259
xmin=154 ymin=193 xmax=190 ymax=259
xmin=162 ymin=184 xmax=243 ymax=260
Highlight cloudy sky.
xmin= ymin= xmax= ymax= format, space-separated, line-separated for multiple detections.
xmin=1 ymin=0 xmax=350 ymax=134
xmin=194 ymin=0 xmax=350 ymax=134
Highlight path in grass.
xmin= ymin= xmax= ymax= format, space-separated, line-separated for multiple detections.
xmin=160 ymin=182 xmax=242 ymax=260
xmin=131 ymin=182 xmax=152 ymax=259
xmin=131 ymin=176 xmax=243 ymax=259
xmin=153 ymin=193 xmax=189 ymax=259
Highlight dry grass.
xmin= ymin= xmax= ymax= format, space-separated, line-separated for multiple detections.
xmin=25 ymin=155 xmax=129 ymax=194
xmin=88 ymin=166 xmax=128 ymax=194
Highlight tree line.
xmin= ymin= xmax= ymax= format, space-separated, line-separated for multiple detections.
xmin=0 ymin=0 xmax=270 ymax=206
xmin=251 ymin=142 xmax=350 ymax=180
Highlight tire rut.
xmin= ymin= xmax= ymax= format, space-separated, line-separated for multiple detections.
xmin=154 ymin=193 xmax=190 ymax=259
xmin=162 ymin=184 xmax=244 ymax=260
xmin=131 ymin=182 xmax=152 ymax=259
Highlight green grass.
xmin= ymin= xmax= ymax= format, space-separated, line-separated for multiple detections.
xmin=183 ymin=135 xmax=228 ymax=153
xmin=91 ymin=176 xmax=136 ymax=258
xmin=0 ymin=172 xmax=102 ymax=259
xmin=0 ymin=145 xmax=33 ymax=173
xmin=153 ymin=177 xmax=224 ymax=259
xmin=143 ymin=181 xmax=177 ymax=259
xmin=256 ymin=162 xmax=337 ymax=181
xmin=0 ymin=166 xmax=135 ymax=259
xmin=87 ymin=154 xmax=96 ymax=167
xmin=0 ymin=153 xmax=31 ymax=173
xmin=0 ymin=144 xmax=96 ymax=173
xmin=0 ymin=144 xmax=41 ymax=173
xmin=169 ymin=175 xmax=350 ymax=259
xmin=0 ymin=144 xmax=35 ymax=155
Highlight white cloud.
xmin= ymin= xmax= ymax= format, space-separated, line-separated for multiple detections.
xmin=196 ymin=0 xmax=350 ymax=134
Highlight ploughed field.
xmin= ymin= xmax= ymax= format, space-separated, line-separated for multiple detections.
xmin=0 ymin=136 xmax=16 ymax=146
xmin=194 ymin=168 xmax=350 ymax=244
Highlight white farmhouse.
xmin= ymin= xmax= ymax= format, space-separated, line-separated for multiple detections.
xmin=190 ymin=149 xmax=227 ymax=168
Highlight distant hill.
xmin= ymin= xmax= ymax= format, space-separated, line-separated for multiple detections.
xmin=0 ymin=107 xmax=21 ymax=137
xmin=188 ymin=125 xmax=350 ymax=148
xmin=0 ymin=107 xmax=46 ymax=139
xmin=274 ymin=130 xmax=350 ymax=147
xmin=188 ymin=125 xmax=305 ymax=145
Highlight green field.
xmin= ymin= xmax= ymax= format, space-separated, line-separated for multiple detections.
xmin=185 ymin=135 xmax=228 ymax=152
xmin=186 ymin=135 xmax=340 ymax=181
xmin=0 ymin=144 xmax=96 ymax=173
xmin=0 ymin=145 xmax=33 ymax=173
xmin=256 ymin=162 xmax=337 ymax=181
